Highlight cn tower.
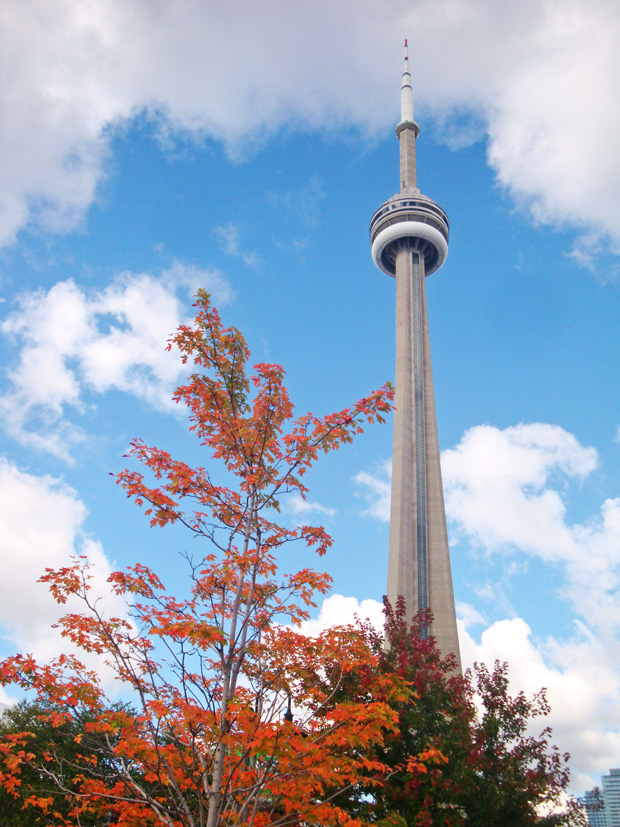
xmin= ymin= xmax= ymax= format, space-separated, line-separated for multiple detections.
xmin=370 ymin=42 xmax=461 ymax=669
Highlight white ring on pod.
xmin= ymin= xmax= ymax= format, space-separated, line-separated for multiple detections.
xmin=371 ymin=221 xmax=448 ymax=277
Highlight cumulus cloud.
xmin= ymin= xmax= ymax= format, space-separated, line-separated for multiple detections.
xmin=303 ymin=590 xmax=620 ymax=784
xmin=456 ymin=601 xmax=486 ymax=630
xmin=355 ymin=423 xmax=620 ymax=639
xmin=414 ymin=0 xmax=620 ymax=258
xmin=0 ymin=262 xmax=232 ymax=459
xmin=1 ymin=0 xmax=619 ymax=260
xmin=300 ymin=594 xmax=384 ymax=637
xmin=459 ymin=616 xmax=620 ymax=788
xmin=441 ymin=423 xmax=620 ymax=635
xmin=0 ymin=458 xmax=126 ymax=666
xmin=442 ymin=423 xmax=597 ymax=559
xmin=444 ymin=424 xmax=620 ymax=784
xmin=356 ymin=422 xmax=620 ymax=785
xmin=301 ymin=589 xmax=620 ymax=785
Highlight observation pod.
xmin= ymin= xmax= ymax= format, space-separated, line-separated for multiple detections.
xmin=370 ymin=192 xmax=449 ymax=277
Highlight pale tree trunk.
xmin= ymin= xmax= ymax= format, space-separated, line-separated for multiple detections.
xmin=206 ymin=491 xmax=257 ymax=827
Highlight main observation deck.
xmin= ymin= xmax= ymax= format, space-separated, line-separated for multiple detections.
xmin=369 ymin=192 xmax=450 ymax=277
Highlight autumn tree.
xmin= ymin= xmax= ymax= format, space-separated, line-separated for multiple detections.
xmin=352 ymin=600 xmax=586 ymax=827
xmin=361 ymin=602 xmax=473 ymax=827
xmin=0 ymin=291 xmax=410 ymax=827
xmin=464 ymin=659 xmax=575 ymax=827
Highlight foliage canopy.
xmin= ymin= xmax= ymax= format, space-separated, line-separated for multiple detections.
xmin=349 ymin=600 xmax=587 ymax=827
xmin=0 ymin=293 xmax=587 ymax=827
xmin=0 ymin=292 xmax=400 ymax=827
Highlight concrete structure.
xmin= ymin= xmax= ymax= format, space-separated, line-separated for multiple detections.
xmin=370 ymin=42 xmax=461 ymax=669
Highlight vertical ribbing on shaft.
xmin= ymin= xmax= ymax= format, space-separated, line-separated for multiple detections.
xmin=411 ymin=250 xmax=428 ymax=617
xmin=420 ymin=266 xmax=461 ymax=670
xmin=387 ymin=241 xmax=461 ymax=670
xmin=387 ymin=245 xmax=418 ymax=614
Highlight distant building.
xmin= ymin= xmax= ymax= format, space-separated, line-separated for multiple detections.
xmin=603 ymin=769 xmax=620 ymax=827
xmin=584 ymin=770 xmax=620 ymax=827
xmin=585 ymin=787 xmax=607 ymax=827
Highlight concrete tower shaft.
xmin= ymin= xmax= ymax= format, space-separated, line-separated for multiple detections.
xmin=370 ymin=43 xmax=461 ymax=670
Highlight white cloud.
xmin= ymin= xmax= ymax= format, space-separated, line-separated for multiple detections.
xmin=442 ymin=423 xmax=620 ymax=635
xmin=357 ymin=423 xmax=620 ymax=787
xmin=286 ymin=493 xmax=336 ymax=520
xmin=442 ymin=423 xmax=596 ymax=559
xmin=355 ymin=425 xmax=619 ymax=635
xmin=456 ymin=601 xmax=486 ymax=630
xmin=300 ymin=592 xmax=620 ymax=787
xmin=354 ymin=458 xmax=391 ymax=522
xmin=0 ymin=262 xmax=232 ymax=459
xmin=0 ymin=458 xmax=125 ymax=665
xmin=2 ymin=0 xmax=618 ymax=260
xmin=566 ymin=232 xmax=620 ymax=280
xmin=415 ymin=0 xmax=620 ymax=258
xmin=300 ymin=594 xmax=384 ymax=637
xmin=441 ymin=423 xmax=620 ymax=786
xmin=459 ymin=616 xmax=620 ymax=789
xmin=213 ymin=223 xmax=260 ymax=268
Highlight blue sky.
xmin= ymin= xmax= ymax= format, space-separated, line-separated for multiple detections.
xmin=1 ymin=0 xmax=620 ymax=794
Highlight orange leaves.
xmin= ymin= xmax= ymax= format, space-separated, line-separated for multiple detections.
xmin=163 ymin=291 xmax=393 ymax=502
xmin=0 ymin=293 xmax=397 ymax=827
xmin=214 ymin=625 xmax=405 ymax=827
xmin=298 ymin=524 xmax=333 ymax=557
xmin=108 ymin=563 xmax=165 ymax=598
xmin=147 ymin=610 xmax=225 ymax=651
xmin=46 ymin=709 xmax=72 ymax=729
xmin=39 ymin=561 xmax=85 ymax=604
xmin=23 ymin=793 xmax=54 ymax=813
xmin=285 ymin=568 xmax=332 ymax=612
xmin=406 ymin=747 xmax=449 ymax=777
xmin=1 ymin=653 xmax=103 ymax=714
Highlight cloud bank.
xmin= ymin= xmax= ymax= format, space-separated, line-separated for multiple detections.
xmin=0 ymin=261 xmax=231 ymax=459
xmin=355 ymin=422 xmax=620 ymax=785
xmin=0 ymin=0 xmax=619 ymax=259
xmin=0 ymin=459 xmax=124 ymax=670
xmin=442 ymin=423 xmax=620 ymax=636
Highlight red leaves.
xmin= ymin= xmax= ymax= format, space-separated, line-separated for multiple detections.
xmin=0 ymin=293 xmax=396 ymax=827
xmin=40 ymin=561 xmax=86 ymax=604
xmin=108 ymin=563 xmax=165 ymax=598
xmin=369 ymin=602 xmax=577 ymax=826
xmin=299 ymin=525 xmax=333 ymax=557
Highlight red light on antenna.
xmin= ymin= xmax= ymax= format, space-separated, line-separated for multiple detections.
xmin=405 ymin=39 xmax=408 ymax=46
